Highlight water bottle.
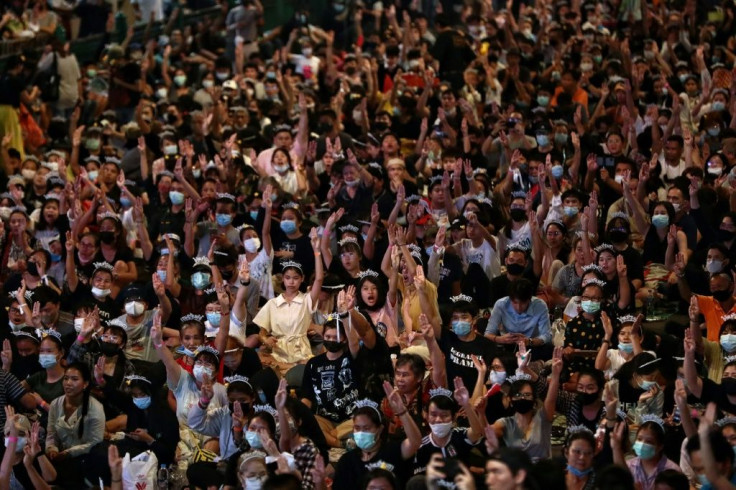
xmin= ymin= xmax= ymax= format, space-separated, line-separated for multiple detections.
xmin=157 ymin=464 xmax=168 ymax=490
xmin=645 ymin=289 xmax=655 ymax=320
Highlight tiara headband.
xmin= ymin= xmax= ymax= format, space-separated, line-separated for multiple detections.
xmin=638 ymin=358 xmax=661 ymax=369
xmin=338 ymin=224 xmax=359 ymax=233
xmin=594 ymin=243 xmax=616 ymax=254
xmin=617 ymin=315 xmax=638 ymax=325
xmin=216 ymin=192 xmax=236 ymax=202
xmin=581 ymin=264 xmax=603 ymax=273
xmin=253 ymin=404 xmax=278 ymax=419
xmin=224 ymin=375 xmax=253 ymax=389
xmin=98 ymin=211 xmax=120 ymax=222
xmin=282 ymin=202 xmax=300 ymax=210
xmin=239 ymin=451 xmax=268 ymax=472
xmin=354 ymin=398 xmax=382 ymax=418
xmin=507 ymin=373 xmax=532 ymax=384
xmin=506 ymin=243 xmax=529 ymax=253
xmin=725 ymin=355 xmax=736 ymax=364
xmin=716 ymin=417 xmax=736 ymax=427
xmin=581 ymin=278 xmax=606 ymax=288
xmin=429 ymin=387 xmax=454 ymax=400
xmin=193 ymin=256 xmax=211 ymax=268
xmin=181 ymin=313 xmax=204 ymax=324
xmin=511 ymin=190 xmax=527 ymax=199
xmin=93 ymin=262 xmax=115 ymax=273
xmin=126 ymin=375 xmax=152 ymax=385
xmin=450 ymin=294 xmax=473 ymax=304
xmin=281 ymin=260 xmax=303 ymax=273
xmin=108 ymin=318 xmax=127 ymax=329
xmin=338 ymin=237 xmax=359 ymax=247
xmin=194 ymin=345 xmax=221 ymax=361
xmin=38 ymin=329 xmax=62 ymax=341
xmin=640 ymin=414 xmax=665 ymax=430
xmin=610 ymin=211 xmax=629 ymax=220
xmin=12 ymin=331 xmax=40 ymax=343
xmin=567 ymin=425 xmax=594 ymax=435
xmin=723 ymin=313 xmax=736 ymax=322
xmin=357 ymin=269 xmax=380 ymax=280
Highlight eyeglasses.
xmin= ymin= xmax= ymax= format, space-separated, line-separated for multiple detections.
xmin=512 ymin=392 xmax=534 ymax=399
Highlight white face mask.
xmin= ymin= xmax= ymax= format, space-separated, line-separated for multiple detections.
xmin=244 ymin=237 xmax=261 ymax=253
xmin=91 ymin=287 xmax=111 ymax=298
xmin=8 ymin=319 xmax=25 ymax=332
xmin=193 ymin=364 xmax=214 ymax=382
xmin=429 ymin=422 xmax=454 ymax=439
xmin=74 ymin=317 xmax=85 ymax=333
xmin=244 ymin=476 xmax=265 ymax=490
xmin=4 ymin=437 xmax=26 ymax=453
xmin=125 ymin=301 xmax=145 ymax=316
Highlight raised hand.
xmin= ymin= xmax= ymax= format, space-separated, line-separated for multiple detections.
xmin=689 ymin=296 xmax=701 ymax=323
xmin=275 ymin=378 xmax=287 ymax=410
xmin=601 ymin=311 xmax=613 ymax=339
xmin=150 ymin=308 xmax=163 ymax=346
xmin=616 ymin=255 xmax=627 ymax=277
xmin=239 ymin=255 xmax=250 ymax=283
xmin=309 ymin=226 xmax=320 ymax=250
xmin=414 ymin=264 xmax=426 ymax=290
xmin=1 ymin=339 xmax=12 ymax=370
xmin=453 ymin=377 xmax=470 ymax=406
xmin=383 ymin=380 xmax=408 ymax=415
xmin=419 ymin=313 xmax=435 ymax=343
xmin=200 ymin=373 xmax=214 ymax=400
xmin=152 ymin=271 xmax=165 ymax=296
xmin=94 ymin=356 xmax=106 ymax=386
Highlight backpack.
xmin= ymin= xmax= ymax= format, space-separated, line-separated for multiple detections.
xmin=37 ymin=52 xmax=60 ymax=103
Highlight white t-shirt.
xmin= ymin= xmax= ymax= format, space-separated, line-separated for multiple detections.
xmin=169 ymin=367 xmax=227 ymax=425
xmin=456 ymin=238 xmax=501 ymax=280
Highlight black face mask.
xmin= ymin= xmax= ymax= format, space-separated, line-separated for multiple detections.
xmin=318 ymin=122 xmax=333 ymax=134
xmin=506 ymin=263 xmax=525 ymax=276
xmin=99 ymin=341 xmax=121 ymax=357
xmin=26 ymin=261 xmax=39 ymax=277
xmin=578 ymin=391 xmax=600 ymax=405
xmin=510 ymin=209 xmax=527 ymax=222
xmin=723 ymin=377 xmax=736 ymax=395
xmin=718 ymin=229 xmax=736 ymax=242
xmin=511 ymin=399 xmax=534 ymax=414
xmin=373 ymin=121 xmax=388 ymax=132
xmin=713 ymin=289 xmax=732 ymax=302
xmin=345 ymin=66 xmax=357 ymax=76
xmin=323 ymin=341 xmax=344 ymax=353
xmin=99 ymin=231 xmax=116 ymax=244
xmin=607 ymin=228 xmax=629 ymax=243
xmin=221 ymin=269 xmax=234 ymax=280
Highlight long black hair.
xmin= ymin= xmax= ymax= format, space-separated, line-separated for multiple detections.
xmin=66 ymin=362 xmax=92 ymax=438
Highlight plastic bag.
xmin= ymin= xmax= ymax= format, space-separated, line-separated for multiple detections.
xmin=122 ymin=450 xmax=158 ymax=490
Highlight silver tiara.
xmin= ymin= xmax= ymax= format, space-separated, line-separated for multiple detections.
xmin=253 ymin=404 xmax=278 ymax=419
xmin=368 ymin=162 xmax=382 ymax=170
xmin=338 ymin=237 xmax=359 ymax=247
xmin=715 ymin=417 xmax=736 ymax=427
xmin=282 ymin=202 xmax=300 ymax=210
xmin=610 ymin=211 xmax=629 ymax=220
xmin=582 ymin=278 xmax=606 ymax=288
xmin=105 ymin=157 xmax=121 ymax=166
xmin=429 ymin=387 xmax=454 ymax=399
xmin=507 ymin=373 xmax=532 ymax=384
xmin=43 ymin=193 xmax=61 ymax=201
xmin=511 ymin=191 xmax=527 ymax=199
xmin=407 ymin=243 xmax=421 ymax=252
xmin=39 ymin=329 xmax=61 ymax=341
xmin=410 ymin=249 xmax=423 ymax=262
xmin=181 ymin=313 xmax=204 ymax=324
xmin=545 ymin=219 xmax=565 ymax=230
xmin=214 ymin=250 xmax=228 ymax=257
xmin=639 ymin=357 xmax=661 ymax=369
xmin=281 ymin=260 xmax=303 ymax=273
xmin=338 ymin=224 xmax=359 ymax=233
xmin=357 ymin=269 xmax=380 ymax=279
xmin=640 ymin=414 xmax=665 ymax=429
xmin=723 ymin=313 xmax=736 ymax=322
xmin=224 ymin=375 xmax=252 ymax=389
xmin=568 ymin=425 xmax=594 ymax=435
xmin=325 ymin=313 xmax=344 ymax=323
xmin=603 ymin=406 xmax=627 ymax=421
xmin=163 ymin=233 xmax=181 ymax=242
xmin=405 ymin=194 xmax=422 ymax=203
xmin=428 ymin=175 xmax=443 ymax=184
xmin=12 ymin=331 xmax=39 ymax=342
xmin=354 ymin=398 xmax=382 ymax=417
xmin=93 ymin=262 xmax=114 ymax=273
xmin=473 ymin=168 xmax=489 ymax=176
xmin=618 ymin=315 xmax=638 ymax=324
xmin=725 ymin=355 xmax=736 ymax=364
xmin=594 ymin=243 xmax=616 ymax=254
xmin=194 ymin=345 xmax=220 ymax=359
xmin=582 ymin=264 xmax=603 ymax=273
xmin=450 ymin=294 xmax=473 ymax=303
xmin=478 ymin=197 xmax=493 ymax=207
xmin=239 ymin=451 xmax=268 ymax=471
xmin=98 ymin=211 xmax=120 ymax=221
xmin=506 ymin=243 xmax=529 ymax=253
xmin=203 ymin=287 xmax=217 ymax=296
xmin=193 ymin=256 xmax=211 ymax=267
xmin=125 ymin=375 xmax=152 ymax=385
xmin=108 ymin=318 xmax=127 ymax=329
xmin=216 ymin=192 xmax=235 ymax=202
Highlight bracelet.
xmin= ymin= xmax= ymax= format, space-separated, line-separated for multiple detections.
xmin=111 ymin=477 xmax=122 ymax=483
xmin=394 ymin=409 xmax=407 ymax=417
xmin=17 ymin=304 xmax=25 ymax=311
xmin=232 ymin=426 xmax=243 ymax=432
xmin=601 ymin=339 xmax=610 ymax=345
xmin=77 ymin=334 xmax=86 ymax=343
xmin=314 ymin=252 xmax=321 ymax=256
xmin=33 ymin=451 xmax=44 ymax=460
xmin=240 ymin=279 xmax=251 ymax=286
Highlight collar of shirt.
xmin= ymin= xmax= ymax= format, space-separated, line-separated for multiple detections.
xmin=274 ymin=293 xmax=304 ymax=307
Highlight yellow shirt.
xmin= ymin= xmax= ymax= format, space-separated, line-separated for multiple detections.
xmin=397 ymin=278 xmax=439 ymax=332
xmin=253 ymin=292 xmax=315 ymax=364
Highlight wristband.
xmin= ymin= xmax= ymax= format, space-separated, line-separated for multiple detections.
xmin=394 ymin=409 xmax=407 ymax=417
xmin=232 ymin=426 xmax=243 ymax=432
xmin=198 ymin=399 xmax=210 ymax=409
xmin=153 ymin=342 xmax=163 ymax=349
xmin=77 ymin=335 xmax=86 ymax=343
xmin=39 ymin=400 xmax=49 ymax=411
xmin=34 ymin=451 xmax=44 ymax=460
xmin=111 ymin=478 xmax=122 ymax=483
xmin=601 ymin=339 xmax=610 ymax=345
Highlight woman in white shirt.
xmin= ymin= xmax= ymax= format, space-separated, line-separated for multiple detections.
xmin=254 ymin=228 xmax=323 ymax=367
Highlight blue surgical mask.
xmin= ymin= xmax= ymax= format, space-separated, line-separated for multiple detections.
xmin=537 ymin=95 xmax=549 ymax=106
xmin=536 ymin=134 xmax=549 ymax=147
xmin=250 ymin=210 xmax=259 ymax=221
xmin=566 ymin=465 xmax=594 ymax=478
xmin=563 ymin=206 xmax=579 ymax=217
xmin=120 ymin=197 xmax=132 ymax=208
xmin=713 ymin=101 xmax=725 ymax=112
xmin=174 ymin=75 xmax=187 ymax=87
xmin=638 ymin=379 xmax=657 ymax=390
xmin=633 ymin=440 xmax=656 ymax=460
xmin=721 ymin=334 xmax=736 ymax=352
xmin=489 ymin=370 xmax=506 ymax=385
xmin=280 ymin=220 xmax=297 ymax=234
xmin=175 ymin=346 xmax=196 ymax=357
xmin=580 ymin=300 xmax=600 ymax=313
xmin=49 ymin=253 xmax=62 ymax=262
xmin=451 ymin=320 xmax=472 ymax=336
xmin=192 ymin=272 xmax=211 ymax=290
xmin=87 ymin=170 xmax=99 ymax=181
xmin=528 ymin=175 xmax=539 ymax=184
xmin=39 ymin=354 xmax=58 ymax=368
xmin=133 ymin=396 xmax=152 ymax=409
xmin=206 ymin=311 xmax=221 ymax=327
xmin=245 ymin=430 xmax=263 ymax=448
xmin=618 ymin=342 xmax=633 ymax=353
xmin=651 ymin=215 xmax=669 ymax=229
xmin=708 ymin=127 xmax=721 ymax=137
xmin=169 ymin=191 xmax=185 ymax=205
xmin=353 ymin=431 xmax=376 ymax=450
xmin=426 ymin=245 xmax=434 ymax=257
xmin=157 ymin=270 xmax=167 ymax=282
xmin=216 ymin=213 xmax=232 ymax=227
xmin=698 ymin=473 xmax=709 ymax=487
xmin=551 ymin=165 xmax=564 ymax=179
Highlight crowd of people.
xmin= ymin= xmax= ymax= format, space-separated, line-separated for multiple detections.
xmin=0 ymin=0 xmax=736 ymax=488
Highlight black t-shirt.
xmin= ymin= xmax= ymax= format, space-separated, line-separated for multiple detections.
xmin=411 ymin=428 xmax=481 ymax=476
xmin=617 ymin=246 xmax=644 ymax=284
xmin=222 ymin=348 xmax=263 ymax=379
xmin=63 ymin=284 xmax=121 ymax=325
xmin=438 ymin=331 xmax=496 ymax=390
xmin=334 ymin=442 xmax=407 ymax=489
xmin=701 ymin=378 xmax=736 ymax=415
xmin=302 ymin=351 xmax=361 ymax=423
xmin=0 ymin=73 xmax=24 ymax=107
xmin=435 ymin=252 xmax=464 ymax=302
xmin=274 ymin=232 xmax=314 ymax=280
